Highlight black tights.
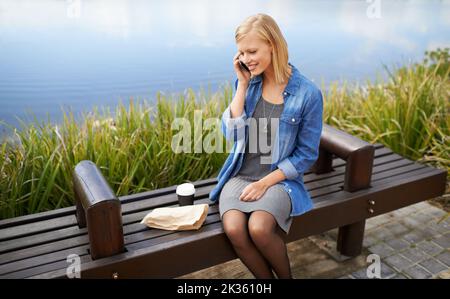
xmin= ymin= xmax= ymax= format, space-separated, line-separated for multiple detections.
xmin=222 ymin=209 xmax=292 ymax=279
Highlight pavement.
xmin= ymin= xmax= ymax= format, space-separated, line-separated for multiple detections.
xmin=178 ymin=201 xmax=449 ymax=279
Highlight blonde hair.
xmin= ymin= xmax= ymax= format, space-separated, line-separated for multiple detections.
xmin=235 ymin=13 xmax=290 ymax=84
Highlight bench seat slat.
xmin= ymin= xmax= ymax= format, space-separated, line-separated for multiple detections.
xmin=286 ymin=167 xmax=446 ymax=243
xmin=0 ymin=199 xmax=218 ymax=266
xmin=0 ymin=212 xmax=223 ymax=278
xmin=307 ymin=155 xmax=415 ymax=190
xmin=27 ymin=221 xmax=229 ymax=279
xmin=310 ymin=162 xmax=429 ymax=197
xmin=314 ymin=167 xmax=444 ymax=208
xmin=0 ymin=184 xmax=215 ymax=242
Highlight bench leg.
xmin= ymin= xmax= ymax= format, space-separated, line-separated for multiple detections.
xmin=337 ymin=220 xmax=365 ymax=257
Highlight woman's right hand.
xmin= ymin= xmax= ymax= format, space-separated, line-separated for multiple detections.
xmin=233 ymin=52 xmax=251 ymax=85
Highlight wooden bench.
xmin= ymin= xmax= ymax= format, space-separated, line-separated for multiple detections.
xmin=0 ymin=125 xmax=446 ymax=278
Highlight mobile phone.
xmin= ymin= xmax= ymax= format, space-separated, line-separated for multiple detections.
xmin=239 ymin=60 xmax=251 ymax=73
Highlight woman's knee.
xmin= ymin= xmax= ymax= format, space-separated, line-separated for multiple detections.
xmin=222 ymin=210 xmax=250 ymax=248
xmin=248 ymin=211 xmax=277 ymax=247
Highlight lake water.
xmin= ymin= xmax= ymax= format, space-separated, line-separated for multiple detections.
xmin=1 ymin=0 xmax=449 ymax=135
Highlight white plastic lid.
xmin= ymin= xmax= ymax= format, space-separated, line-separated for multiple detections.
xmin=176 ymin=183 xmax=195 ymax=196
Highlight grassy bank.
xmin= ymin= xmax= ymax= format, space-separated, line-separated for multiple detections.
xmin=1 ymin=49 xmax=449 ymax=219
xmin=324 ymin=48 xmax=449 ymax=174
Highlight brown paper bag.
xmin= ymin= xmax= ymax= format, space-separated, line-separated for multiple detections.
xmin=140 ymin=204 xmax=209 ymax=231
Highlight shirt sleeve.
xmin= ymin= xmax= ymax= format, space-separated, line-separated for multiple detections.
xmin=277 ymin=88 xmax=323 ymax=180
xmin=221 ymin=79 xmax=248 ymax=142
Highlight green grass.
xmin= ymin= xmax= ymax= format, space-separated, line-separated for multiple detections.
xmin=0 ymin=49 xmax=449 ymax=219
xmin=323 ymin=48 xmax=449 ymax=172
xmin=0 ymin=87 xmax=234 ymax=219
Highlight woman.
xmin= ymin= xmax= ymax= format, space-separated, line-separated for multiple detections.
xmin=208 ymin=13 xmax=323 ymax=279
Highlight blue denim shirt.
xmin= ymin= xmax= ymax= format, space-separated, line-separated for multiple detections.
xmin=208 ymin=63 xmax=323 ymax=217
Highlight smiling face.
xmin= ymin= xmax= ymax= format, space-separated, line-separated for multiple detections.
xmin=237 ymin=30 xmax=273 ymax=77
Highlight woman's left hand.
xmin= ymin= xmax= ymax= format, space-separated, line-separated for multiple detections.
xmin=239 ymin=180 xmax=269 ymax=202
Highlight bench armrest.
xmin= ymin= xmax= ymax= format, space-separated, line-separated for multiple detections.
xmin=73 ymin=160 xmax=125 ymax=260
xmin=311 ymin=124 xmax=375 ymax=192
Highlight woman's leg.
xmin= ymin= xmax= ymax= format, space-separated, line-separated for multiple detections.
xmin=248 ymin=211 xmax=292 ymax=279
xmin=222 ymin=209 xmax=275 ymax=279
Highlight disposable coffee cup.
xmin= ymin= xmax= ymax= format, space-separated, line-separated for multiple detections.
xmin=176 ymin=183 xmax=195 ymax=206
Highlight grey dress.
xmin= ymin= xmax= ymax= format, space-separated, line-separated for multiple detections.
xmin=219 ymin=96 xmax=293 ymax=234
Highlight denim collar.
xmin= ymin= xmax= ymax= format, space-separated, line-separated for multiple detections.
xmin=249 ymin=62 xmax=301 ymax=95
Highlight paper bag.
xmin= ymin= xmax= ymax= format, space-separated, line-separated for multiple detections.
xmin=140 ymin=204 xmax=209 ymax=231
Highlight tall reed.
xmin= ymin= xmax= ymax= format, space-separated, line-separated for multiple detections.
xmin=0 ymin=85 xmax=233 ymax=218
xmin=323 ymin=49 xmax=449 ymax=174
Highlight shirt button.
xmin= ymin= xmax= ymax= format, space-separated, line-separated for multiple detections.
xmin=283 ymin=92 xmax=287 ymax=96
xmin=288 ymin=189 xmax=292 ymax=192
xmin=292 ymin=118 xmax=295 ymax=122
